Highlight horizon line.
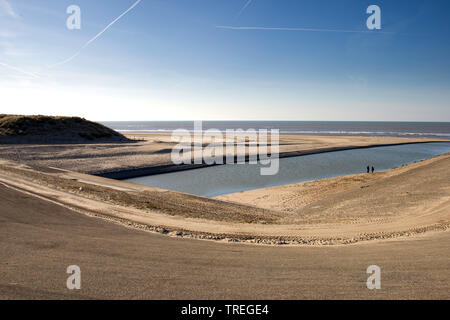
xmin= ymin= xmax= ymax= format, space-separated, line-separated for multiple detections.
xmin=98 ymin=120 xmax=450 ymax=123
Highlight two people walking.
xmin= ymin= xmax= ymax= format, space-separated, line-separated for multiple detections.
xmin=366 ymin=165 xmax=375 ymax=173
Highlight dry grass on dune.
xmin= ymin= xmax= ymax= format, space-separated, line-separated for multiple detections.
xmin=0 ymin=114 xmax=131 ymax=144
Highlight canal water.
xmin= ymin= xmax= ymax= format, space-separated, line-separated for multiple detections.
xmin=125 ymin=142 xmax=450 ymax=197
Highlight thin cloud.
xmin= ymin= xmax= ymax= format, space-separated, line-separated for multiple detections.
xmin=49 ymin=0 xmax=142 ymax=69
xmin=0 ymin=0 xmax=18 ymax=18
xmin=0 ymin=61 xmax=39 ymax=78
xmin=236 ymin=0 xmax=252 ymax=18
xmin=216 ymin=25 xmax=395 ymax=34
xmin=0 ymin=30 xmax=17 ymax=38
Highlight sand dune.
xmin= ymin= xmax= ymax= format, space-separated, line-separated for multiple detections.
xmin=0 ymin=153 xmax=448 ymax=245
xmin=0 ymin=115 xmax=130 ymax=144
xmin=1 ymin=183 xmax=449 ymax=299
xmin=217 ymin=154 xmax=450 ymax=224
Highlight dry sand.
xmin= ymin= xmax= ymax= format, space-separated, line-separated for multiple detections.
xmin=0 ymin=153 xmax=448 ymax=245
xmin=0 ymin=183 xmax=448 ymax=299
xmin=0 ymin=135 xmax=449 ymax=299
xmin=217 ymin=154 xmax=450 ymax=224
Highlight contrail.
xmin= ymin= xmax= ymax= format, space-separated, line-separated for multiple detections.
xmin=0 ymin=0 xmax=19 ymax=18
xmin=49 ymin=0 xmax=142 ymax=69
xmin=0 ymin=61 xmax=39 ymax=78
xmin=236 ymin=0 xmax=252 ymax=18
xmin=216 ymin=25 xmax=395 ymax=34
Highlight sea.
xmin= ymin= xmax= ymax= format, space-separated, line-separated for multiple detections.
xmin=102 ymin=121 xmax=450 ymax=140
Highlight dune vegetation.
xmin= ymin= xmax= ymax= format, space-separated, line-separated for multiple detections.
xmin=0 ymin=114 xmax=130 ymax=144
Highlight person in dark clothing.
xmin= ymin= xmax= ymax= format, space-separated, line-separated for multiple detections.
xmin=371 ymin=166 xmax=375 ymax=173
xmin=367 ymin=166 xmax=370 ymax=173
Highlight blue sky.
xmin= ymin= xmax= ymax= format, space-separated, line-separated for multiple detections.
xmin=0 ymin=0 xmax=449 ymax=121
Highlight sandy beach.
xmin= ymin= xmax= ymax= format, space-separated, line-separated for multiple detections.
xmin=0 ymin=135 xmax=448 ymax=244
xmin=0 ymin=133 xmax=445 ymax=178
xmin=0 ymin=135 xmax=449 ymax=299
xmin=217 ymin=153 xmax=450 ymax=225
xmin=2 ymin=0 xmax=450 ymax=302
xmin=1 ymin=182 xmax=448 ymax=299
